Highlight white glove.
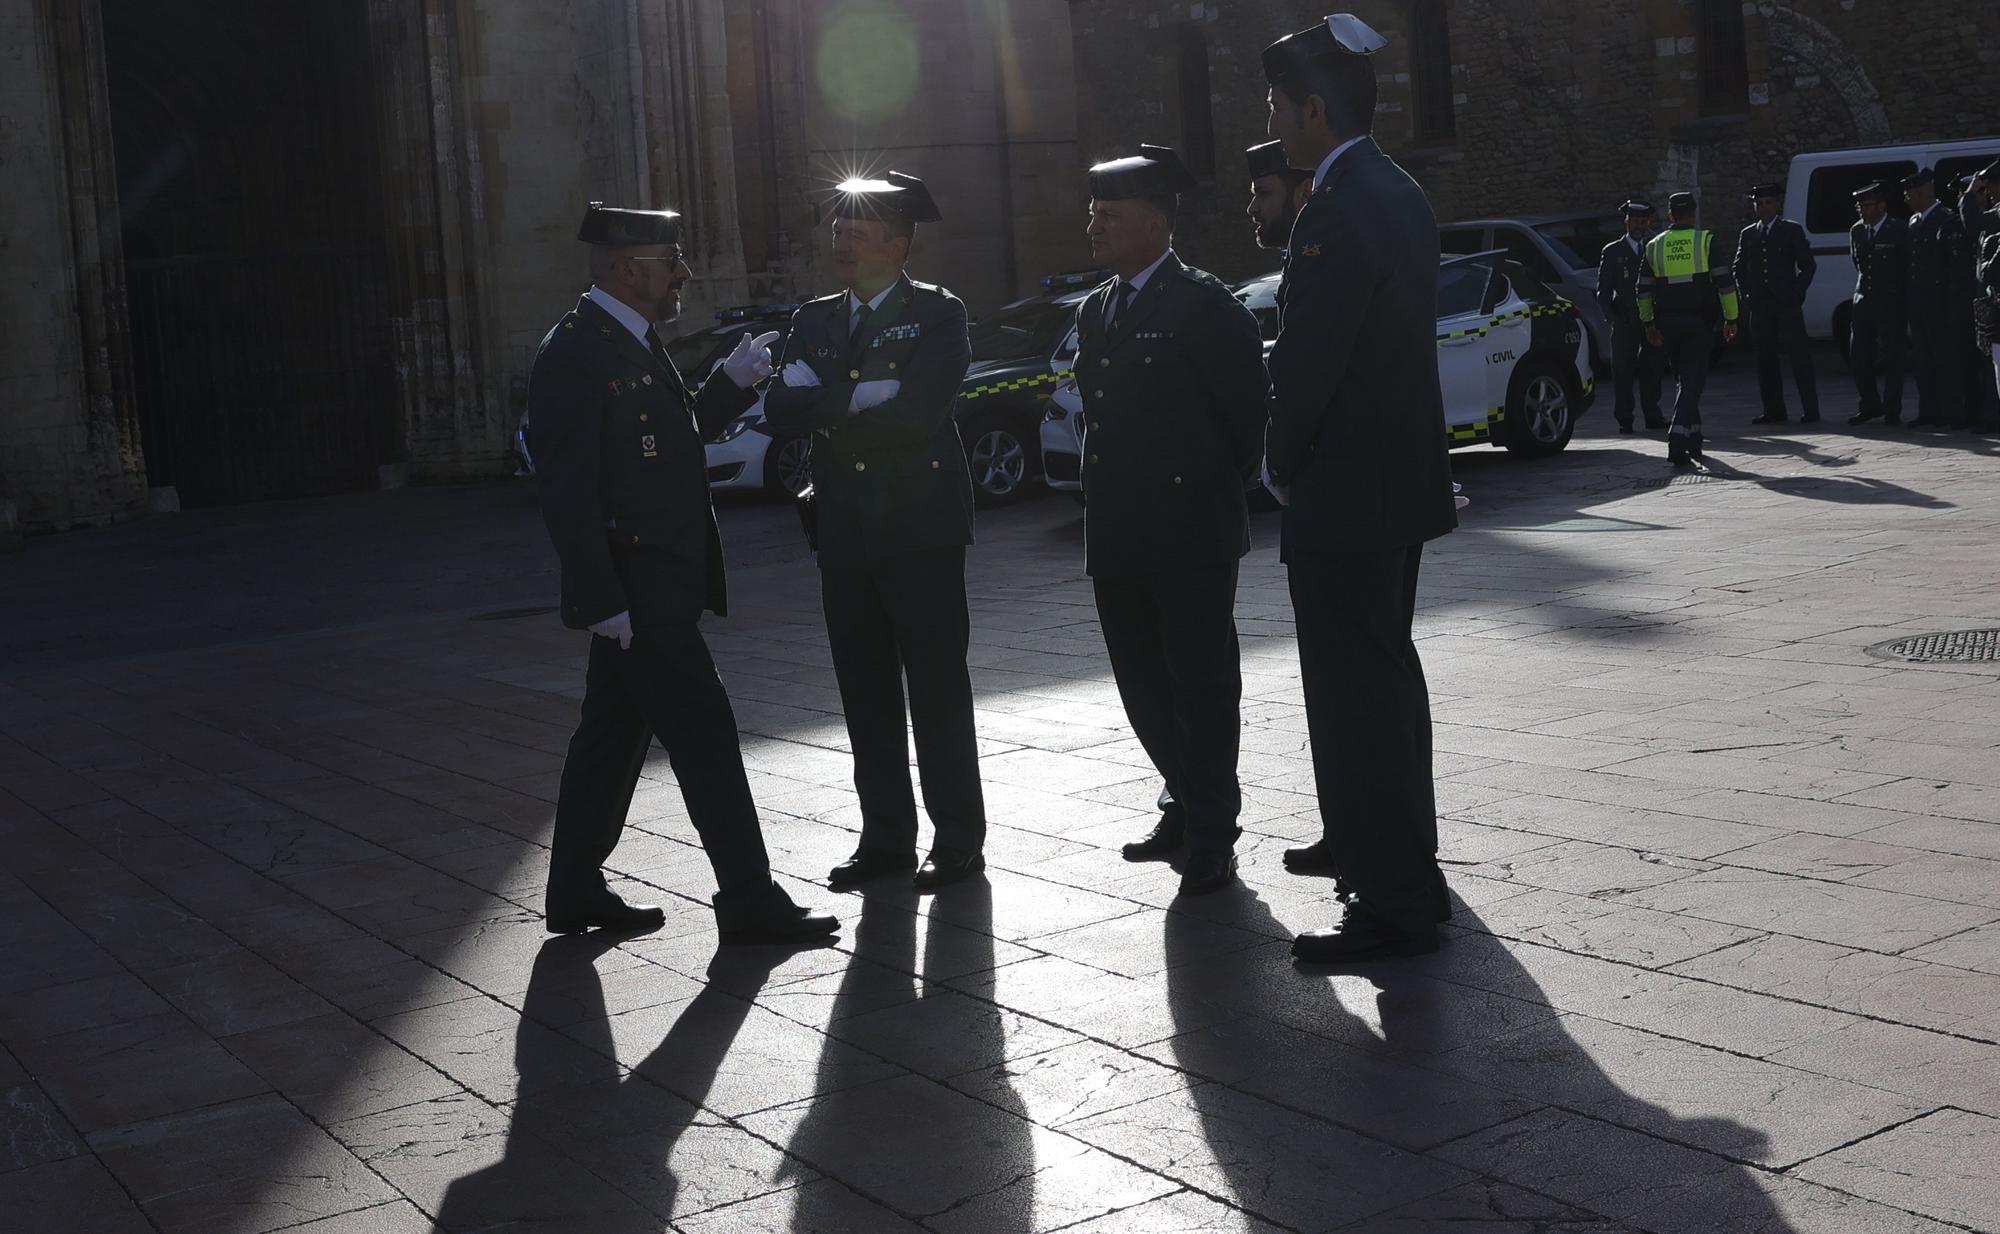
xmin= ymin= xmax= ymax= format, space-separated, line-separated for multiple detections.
xmin=848 ymin=379 xmax=901 ymax=413
xmin=719 ymin=330 xmax=781 ymax=389
xmin=588 ymin=610 xmax=634 ymax=650
xmin=1453 ymin=481 xmax=1470 ymax=510
xmin=782 ymin=359 xmax=821 ymax=388
xmin=1260 ymin=457 xmax=1291 ymax=507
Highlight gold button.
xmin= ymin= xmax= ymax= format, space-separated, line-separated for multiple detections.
xmin=1172 ymin=475 xmax=1182 ymax=485
xmin=642 ymin=375 xmax=653 ymax=385
xmin=854 ymin=461 xmax=866 ymax=472
xmin=639 ymin=413 xmax=649 ymax=422
xmin=849 ymin=369 xmax=861 ymax=380
xmin=630 ymin=534 xmax=640 ymax=544
xmin=889 ymin=362 xmax=898 ymax=371
xmin=1099 ymin=357 xmax=1110 ymax=367
xmin=931 ymin=459 xmax=940 ymax=470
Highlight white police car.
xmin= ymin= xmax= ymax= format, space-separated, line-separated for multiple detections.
xmin=1040 ymin=250 xmax=1593 ymax=494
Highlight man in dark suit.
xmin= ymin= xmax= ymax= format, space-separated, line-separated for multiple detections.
xmin=1733 ymin=183 xmax=1820 ymax=424
xmin=763 ymin=174 xmax=987 ymax=894
xmin=1071 ymin=144 xmax=1268 ymax=897
xmin=1597 ymin=200 xmax=1667 ymax=432
xmin=1848 ymin=181 xmax=1909 ymax=427
xmin=1960 ymin=164 xmax=2000 ymax=432
xmin=1260 ymin=15 xmax=1457 ymax=963
xmin=1903 ymin=169 xmax=1970 ymax=427
xmin=528 ymin=202 xmax=838 ymax=944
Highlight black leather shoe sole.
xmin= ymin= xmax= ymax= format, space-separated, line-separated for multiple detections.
xmin=545 ymin=906 xmax=666 ymax=935
xmin=913 ymin=853 xmax=985 ymax=892
xmin=827 ymin=852 xmax=918 ymax=889
xmin=719 ymin=914 xmax=841 ymax=945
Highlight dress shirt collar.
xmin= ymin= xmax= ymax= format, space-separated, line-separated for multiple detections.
xmin=1116 ymin=248 xmax=1175 ymax=298
xmin=587 ymin=286 xmax=655 ymax=347
xmin=1313 ymin=135 xmax=1368 ymax=190
xmin=846 ymin=281 xmax=898 ymax=321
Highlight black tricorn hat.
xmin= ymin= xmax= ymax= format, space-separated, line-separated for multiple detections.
xmin=1748 ymin=183 xmax=1783 ymax=200
xmin=1981 ymin=158 xmax=2000 ymax=181
xmin=1088 ymin=144 xmax=1199 ymax=200
xmin=1619 ymin=199 xmax=1655 ymax=218
xmin=1901 ymin=168 xmax=1936 ymax=190
xmin=818 ymin=171 xmax=942 ymax=225
xmin=1852 ymin=181 xmax=1889 ymax=203
xmin=1262 ymin=13 xmax=1388 ymax=85
xmin=1245 ymin=140 xmax=1303 ymax=182
xmin=1668 ymin=191 xmax=1698 ymax=213
xmin=577 ymin=202 xmax=683 ymax=246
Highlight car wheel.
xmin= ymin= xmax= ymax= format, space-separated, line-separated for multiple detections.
xmin=1504 ymin=360 xmax=1579 ymax=457
xmin=964 ymin=415 xmax=1033 ymax=507
xmin=763 ymin=434 xmax=812 ymax=496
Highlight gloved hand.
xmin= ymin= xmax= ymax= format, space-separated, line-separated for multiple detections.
xmin=848 ymin=379 xmax=901 ymax=413
xmin=719 ymin=330 xmax=781 ymax=388
xmin=781 ymin=359 xmax=822 ymax=388
xmin=588 ymin=610 xmax=634 ymax=650
xmin=1260 ymin=457 xmax=1290 ymax=507
xmin=1453 ymin=480 xmax=1469 ymax=510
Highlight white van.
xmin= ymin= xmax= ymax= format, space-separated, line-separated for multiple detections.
xmin=1785 ymin=137 xmax=2000 ymax=351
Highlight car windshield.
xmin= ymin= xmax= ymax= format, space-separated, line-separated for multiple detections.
xmin=969 ymin=299 xmax=1077 ymax=362
xmin=1533 ymin=216 xmax=1625 ymax=270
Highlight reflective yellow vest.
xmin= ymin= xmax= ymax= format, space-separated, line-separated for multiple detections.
xmin=1637 ymin=228 xmax=1740 ymax=323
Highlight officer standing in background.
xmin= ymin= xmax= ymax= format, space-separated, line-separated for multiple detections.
xmin=1637 ymin=192 xmax=1740 ymax=467
xmin=1073 ymin=144 xmax=1267 ymax=896
xmin=1960 ymin=163 xmax=2000 ymax=432
xmin=529 ymin=202 xmax=838 ymax=945
xmin=1245 ymin=139 xmax=1313 ymax=252
xmin=1597 ymin=200 xmax=1667 ymax=433
xmin=1848 ymin=181 xmax=1909 ymax=427
xmin=763 ymin=174 xmax=988 ymax=894
xmin=1733 ymin=183 xmax=1819 ymax=424
xmin=1261 ymin=14 xmax=1457 ymax=963
xmin=1903 ymin=169 xmax=1969 ymax=428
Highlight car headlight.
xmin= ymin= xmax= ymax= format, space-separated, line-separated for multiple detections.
xmin=713 ymin=413 xmax=761 ymax=443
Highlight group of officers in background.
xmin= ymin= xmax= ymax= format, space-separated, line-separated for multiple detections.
xmin=525 ymin=13 xmax=1457 ymax=966
xmin=1594 ymin=162 xmax=2000 ymax=460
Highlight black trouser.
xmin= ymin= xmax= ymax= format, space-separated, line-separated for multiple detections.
xmin=1748 ymin=300 xmax=1819 ymax=419
xmin=1656 ymin=312 xmax=1712 ymax=435
xmin=1608 ymin=316 xmax=1663 ymax=427
xmin=822 ymin=546 xmax=985 ymax=857
xmin=1909 ymin=311 xmax=1964 ymax=422
xmin=1287 ymin=545 xmax=1440 ymax=932
xmin=1965 ymin=332 xmax=1999 ymax=426
xmin=1851 ymin=315 xmax=1907 ymax=418
xmin=1092 ymin=562 xmax=1243 ymax=853
xmin=549 ymin=623 xmax=773 ymax=909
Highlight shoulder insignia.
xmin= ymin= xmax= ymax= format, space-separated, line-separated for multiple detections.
xmin=1299 ymin=244 xmax=1324 ymax=258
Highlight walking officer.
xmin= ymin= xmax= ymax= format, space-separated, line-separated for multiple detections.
xmin=528 ymin=202 xmax=838 ymax=944
xmin=1245 ymin=139 xmax=1313 ymax=252
xmin=1074 ymin=144 xmax=1268 ymax=896
xmin=763 ymin=174 xmax=989 ymax=894
xmin=1597 ymin=200 xmax=1667 ymax=432
xmin=1903 ymin=169 xmax=1970 ymax=427
xmin=1848 ymin=181 xmax=1909 ymax=427
xmin=1636 ymin=191 xmax=1741 ymax=466
xmin=1733 ymin=183 xmax=1820 ymax=424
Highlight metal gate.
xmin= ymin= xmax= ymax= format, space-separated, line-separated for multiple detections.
xmin=125 ymin=251 xmax=396 ymax=507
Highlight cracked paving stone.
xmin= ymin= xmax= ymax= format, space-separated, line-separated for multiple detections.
xmin=1354 ymin=1178 xmax=1641 ymax=1232
xmin=827 ymin=986 xmax=1085 ymax=1080
xmin=945 ymin=1039 xmax=1189 ymax=1130
xmin=275 ymin=1200 xmax=440 ymax=1233
xmin=1666 ymin=931 xmax=2000 ymax=1039
xmin=0 ymin=1154 xmax=153 ymax=1233
xmin=217 ymin=1010 xmax=465 ymax=1123
xmin=1056 ymin=1188 xmax=1288 ymax=1232
xmin=1791 ymin=1108 xmax=2000 ymax=1229
xmin=0 ymin=1081 xmax=84 ymax=1171
xmin=671 ymin=1177 xmax=929 ymax=1233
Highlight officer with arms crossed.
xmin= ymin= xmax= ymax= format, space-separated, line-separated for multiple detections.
xmin=764 ymin=174 xmax=989 ymax=894
xmin=1261 ymin=14 xmax=1458 ymax=963
xmin=1598 ymin=200 xmax=1667 ymax=433
xmin=1733 ymin=183 xmax=1819 ymax=424
xmin=1903 ymin=169 xmax=1970 ymax=428
xmin=1072 ymin=144 xmax=1267 ymax=896
xmin=528 ymin=202 xmax=839 ymax=944
xmin=1637 ymin=191 xmax=1740 ymax=467
xmin=1847 ymin=181 xmax=1909 ymax=428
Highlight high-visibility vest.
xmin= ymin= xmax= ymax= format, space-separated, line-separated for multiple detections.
xmin=1637 ymin=228 xmax=1739 ymax=322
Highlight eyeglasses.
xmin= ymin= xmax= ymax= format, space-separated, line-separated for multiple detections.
xmin=627 ymin=252 xmax=688 ymax=267
xmin=1324 ymin=13 xmax=1388 ymax=55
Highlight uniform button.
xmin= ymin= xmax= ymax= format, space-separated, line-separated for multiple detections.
xmin=1099 ymin=357 xmax=1110 ymax=367
xmin=1091 ymin=420 xmax=1101 ymax=430
xmin=1088 ymin=453 xmax=1099 ymax=464
xmin=1173 ymin=475 xmax=1182 ymax=485
xmin=854 ymin=461 xmax=866 ymax=472
xmin=849 ymin=369 xmax=861 ymax=380
xmin=1144 ymin=356 xmax=1153 ymax=364
xmin=1094 ymin=390 xmax=1104 ymax=398
xmin=889 ymin=362 xmax=898 ymax=371
xmin=630 ymin=534 xmax=640 ymax=544
xmin=642 ymin=375 xmax=653 ymax=385
xmin=639 ymin=413 xmax=649 ymax=422
xmin=931 ymin=459 xmax=940 ymax=470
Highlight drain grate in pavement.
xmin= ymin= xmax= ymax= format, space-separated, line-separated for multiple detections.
xmin=1633 ymin=471 xmax=1730 ymax=490
xmin=469 ymin=606 xmax=559 ymax=622
xmin=1866 ymin=629 xmax=2000 ymax=663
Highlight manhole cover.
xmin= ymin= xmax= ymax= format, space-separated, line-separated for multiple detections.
xmin=468 ymin=606 xmax=558 ymax=622
xmin=1634 ymin=471 xmax=1728 ymax=490
xmin=1865 ymin=629 xmax=2000 ymax=663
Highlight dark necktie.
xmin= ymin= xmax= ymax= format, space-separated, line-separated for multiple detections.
xmin=1105 ymin=282 xmax=1135 ymax=334
xmin=643 ymin=325 xmax=674 ymax=371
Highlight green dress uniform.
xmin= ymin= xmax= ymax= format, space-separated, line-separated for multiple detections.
xmin=1732 ymin=191 xmax=1820 ymax=422
xmin=1634 ymin=194 xmax=1740 ymax=461
xmin=1596 ymin=203 xmax=1665 ymax=430
xmin=762 ymin=174 xmax=986 ymax=866
xmin=1849 ymin=187 xmax=1910 ymax=424
xmin=1904 ymin=171 xmax=1970 ymax=426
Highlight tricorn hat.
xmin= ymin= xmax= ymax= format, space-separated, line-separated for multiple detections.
xmin=1245 ymin=140 xmax=1304 ymax=182
xmin=1852 ymin=181 xmax=1889 ymax=204
xmin=1668 ymin=191 xmax=1698 ymax=213
xmin=577 ymin=202 xmax=683 ymax=246
xmin=1748 ymin=183 xmax=1783 ymax=200
xmin=1619 ymin=199 xmax=1656 ymax=218
xmin=817 ymin=171 xmax=942 ymax=225
xmin=1088 ymin=144 xmax=1199 ymax=200
xmin=1262 ymin=13 xmax=1388 ymax=85
xmin=1901 ymin=168 xmax=1936 ymax=190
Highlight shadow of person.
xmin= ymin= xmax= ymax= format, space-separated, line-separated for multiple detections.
xmin=1158 ymin=897 xmax=1804 ymax=1231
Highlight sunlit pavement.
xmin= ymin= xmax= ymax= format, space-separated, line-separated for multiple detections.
xmin=4 ymin=353 xmax=1997 ymax=1233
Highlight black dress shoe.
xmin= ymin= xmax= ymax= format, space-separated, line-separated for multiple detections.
xmin=1750 ymin=412 xmax=1788 ymax=424
xmin=1177 ymin=850 xmax=1238 ymax=897
xmin=1687 ymin=433 xmax=1706 ymax=460
xmin=1848 ymin=409 xmax=1880 ymax=425
xmin=1121 ymin=815 xmax=1185 ymax=862
xmin=827 ymin=848 xmax=917 ymax=888
xmin=913 ymin=850 xmax=985 ymax=892
xmin=545 ymin=898 xmax=667 ymax=935
xmin=1282 ymin=839 xmax=1340 ymax=874
xmin=1802 ymin=413 xmax=1821 ymax=423
xmin=715 ymin=882 xmax=840 ymax=944
xmin=1292 ymin=910 xmax=1439 ymax=964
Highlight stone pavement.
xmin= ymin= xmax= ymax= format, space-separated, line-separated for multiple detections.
xmin=3 ymin=355 xmax=1997 ymax=1233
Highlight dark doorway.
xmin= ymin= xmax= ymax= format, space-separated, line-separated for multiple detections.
xmin=104 ymin=0 xmax=397 ymax=508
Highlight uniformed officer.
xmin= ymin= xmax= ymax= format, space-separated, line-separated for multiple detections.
xmin=528 ymin=202 xmax=838 ymax=944
xmin=1981 ymin=213 xmax=2000 ymax=425
xmin=1960 ymin=163 xmax=2000 ymax=432
xmin=1261 ymin=14 xmax=1457 ymax=963
xmin=1636 ymin=191 xmax=1740 ymax=466
xmin=1848 ymin=181 xmax=1910 ymax=427
xmin=1597 ymin=200 xmax=1667 ymax=433
xmin=1733 ymin=183 xmax=1820 ymax=424
xmin=763 ymin=174 xmax=988 ymax=893
xmin=1245 ymin=139 xmax=1313 ymax=251
xmin=1072 ymin=144 xmax=1267 ymax=897
xmin=1903 ymin=169 xmax=1970 ymax=427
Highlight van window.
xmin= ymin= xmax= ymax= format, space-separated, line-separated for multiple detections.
xmin=1805 ymin=160 xmax=1916 ymax=234
xmin=1935 ymin=153 xmax=1998 ymax=208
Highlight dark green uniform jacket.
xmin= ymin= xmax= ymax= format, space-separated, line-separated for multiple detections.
xmin=1907 ymin=204 xmax=1970 ymax=320
xmin=1596 ymin=236 xmax=1649 ymax=326
xmin=1732 ymin=218 xmax=1817 ymax=307
xmin=1851 ymin=216 xmax=1909 ymax=324
xmin=1265 ymin=137 xmax=1458 ymax=557
xmin=1072 ymin=253 xmax=1267 ymax=576
xmin=528 ymin=294 xmax=756 ymax=629
xmin=763 ymin=275 xmax=975 ymax=569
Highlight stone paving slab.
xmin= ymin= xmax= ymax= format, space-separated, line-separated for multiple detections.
xmin=2 ymin=358 xmax=1997 ymax=1231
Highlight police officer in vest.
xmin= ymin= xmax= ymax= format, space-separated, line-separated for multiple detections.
xmin=1245 ymin=139 xmax=1313 ymax=252
xmin=1904 ymin=169 xmax=1970 ymax=427
xmin=1733 ymin=183 xmax=1820 ymax=424
xmin=1262 ymin=14 xmax=1458 ymax=962
xmin=763 ymin=174 xmax=988 ymax=893
xmin=1072 ymin=144 xmax=1267 ymax=896
xmin=1597 ymin=200 xmax=1667 ymax=433
xmin=1848 ymin=181 xmax=1909 ymax=427
xmin=1636 ymin=191 xmax=1740 ymax=466
xmin=528 ymin=203 xmax=839 ymax=944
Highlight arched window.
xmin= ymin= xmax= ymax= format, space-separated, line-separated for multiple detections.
xmin=1698 ymin=0 xmax=1750 ymax=115
xmin=1410 ymin=0 xmax=1456 ymax=144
